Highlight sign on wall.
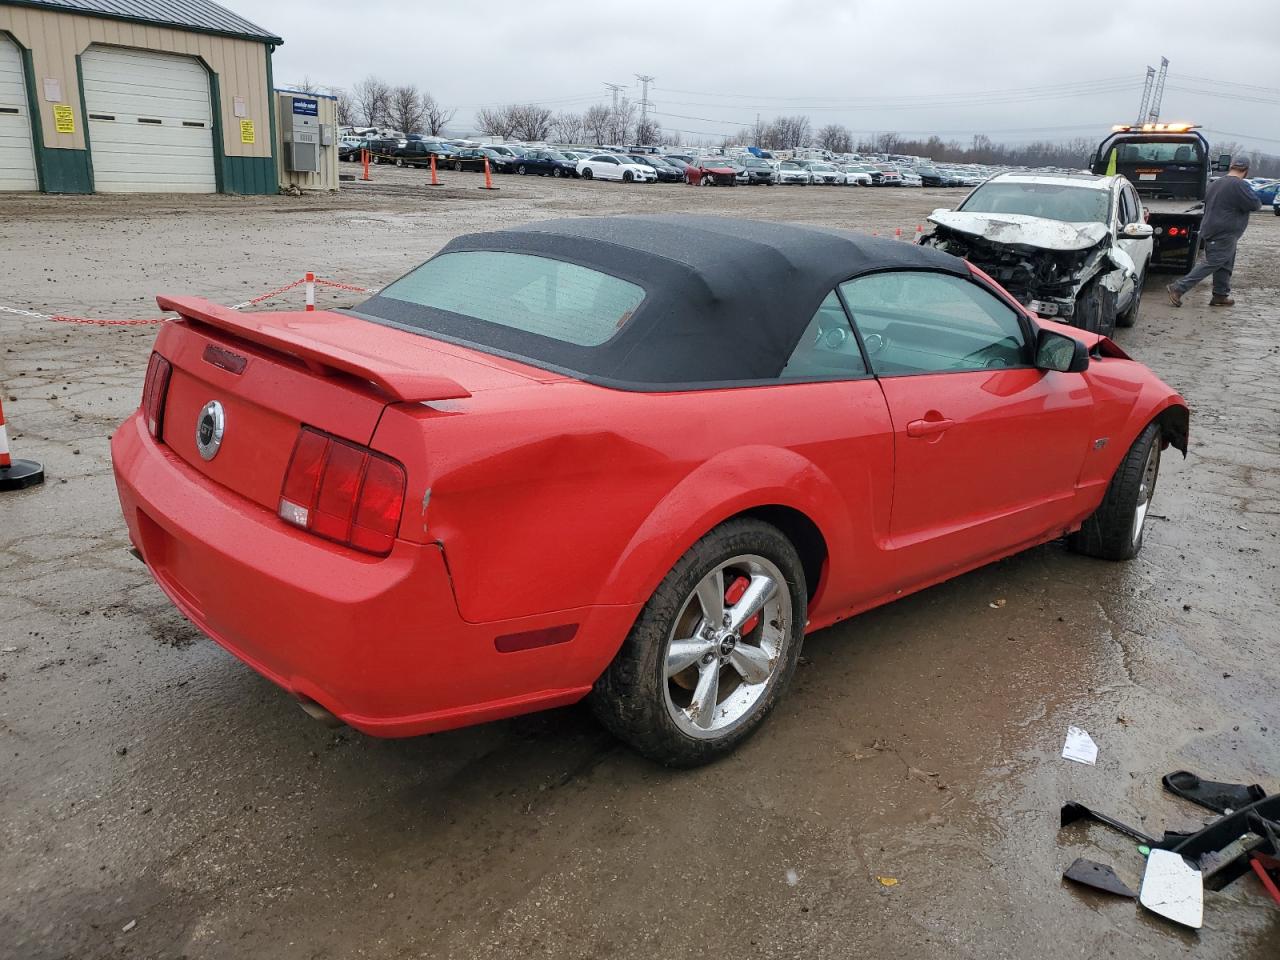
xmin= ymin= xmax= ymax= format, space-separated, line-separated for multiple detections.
xmin=292 ymin=97 xmax=319 ymax=117
xmin=43 ymin=78 xmax=61 ymax=102
xmin=240 ymin=119 xmax=255 ymax=144
xmin=52 ymin=104 xmax=74 ymax=134
xmin=233 ymin=96 xmax=246 ymax=119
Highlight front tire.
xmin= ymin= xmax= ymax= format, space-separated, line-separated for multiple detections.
xmin=581 ymin=167 xmax=593 ymax=180
xmin=1117 ymin=267 xmax=1145 ymax=328
xmin=623 ymin=170 xmax=634 ymax=183
xmin=590 ymin=519 xmax=807 ymax=767
xmin=1068 ymin=422 xmax=1161 ymax=561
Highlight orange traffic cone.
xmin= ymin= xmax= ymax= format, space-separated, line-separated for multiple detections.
xmin=428 ymin=153 xmax=441 ymax=187
xmin=895 ymin=227 xmax=903 ymax=241
xmin=478 ymin=157 xmax=498 ymax=191
xmin=361 ymin=149 xmax=371 ymax=182
xmin=0 ymin=395 xmax=44 ymax=491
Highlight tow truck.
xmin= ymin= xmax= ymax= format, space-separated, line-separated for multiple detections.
xmin=1092 ymin=123 xmax=1232 ymax=273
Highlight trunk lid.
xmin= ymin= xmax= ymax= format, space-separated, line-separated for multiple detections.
xmin=151 ymin=297 xmax=550 ymax=513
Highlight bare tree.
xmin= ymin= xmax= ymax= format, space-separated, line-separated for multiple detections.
xmin=549 ymin=111 xmax=584 ymax=144
xmin=352 ymin=75 xmax=392 ymax=128
xmin=762 ymin=115 xmax=811 ymax=151
xmin=292 ymin=75 xmax=320 ymax=95
xmin=476 ymin=106 xmax=517 ymax=139
xmin=817 ymin=124 xmax=853 ymax=155
xmin=508 ymin=103 xmax=553 ymax=141
xmin=388 ymin=84 xmax=424 ymax=135
xmin=329 ymin=87 xmax=355 ymax=127
xmin=421 ymin=92 xmax=455 ymax=136
xmin=606 ymin=97 xmax=636 ymax=145
xmin=583 ymin=104 xmax=611 ymax=145
xmin=634 ymin=116 xmax=661 ymax=147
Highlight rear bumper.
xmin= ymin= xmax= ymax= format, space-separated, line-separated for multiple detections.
xmin=111 ymin=413 xmax=640 ymax=737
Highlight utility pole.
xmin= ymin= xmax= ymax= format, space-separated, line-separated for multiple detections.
xmin=636 ymin=74 xmax=655 ymax=142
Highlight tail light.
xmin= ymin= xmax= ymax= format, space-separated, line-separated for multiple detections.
xmin=278 ymin=427 xmax=406 ymax=556
xmin=141 ymin=352 xmax=172 ymax=440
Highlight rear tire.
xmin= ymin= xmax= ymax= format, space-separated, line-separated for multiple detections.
xmin=590 ymin=519 xmax=807 ymax=767
xmin=1075 ymin=280 xmax=1118 ymax=338
xmin=1068 ymin=422 xmax=1161 ymax=561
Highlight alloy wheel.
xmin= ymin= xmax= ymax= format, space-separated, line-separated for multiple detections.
xmin=1132 ymin=440 xmax=1161 ymax=544
xmin=662 ymin=555 xmax=792 ymax=739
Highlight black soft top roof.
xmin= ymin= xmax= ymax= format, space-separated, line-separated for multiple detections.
xmin=354 ymin=214 xmax=968 ymax=389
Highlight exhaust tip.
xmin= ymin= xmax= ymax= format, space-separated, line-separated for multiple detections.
xmin=296 ymin=695 xmax=344 ymax=728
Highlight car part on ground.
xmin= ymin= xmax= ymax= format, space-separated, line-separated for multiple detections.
xmin=1063 ymin=858 xmax=1138 ymax=898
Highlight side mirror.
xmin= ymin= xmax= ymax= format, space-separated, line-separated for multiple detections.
xmin=1035 ymin=328 xmax=1089 ymax=373
xmin=1122 ymin=222 xmax=1154 ymax=238
xmin=1213 ymin=153 xmax=1232 ymax=173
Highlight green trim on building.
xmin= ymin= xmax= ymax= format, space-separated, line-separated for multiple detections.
xmin=222 ymin=156 xmax=275 ymax=194
xmin=265 ymin=44 xmax=279 ymax=193
xmin=206 ymin=67 xmax=226 ymax=193
xmin=72 ymin=52 xmax=95 ymax=191
xmin=39 ymin=147 xmax=93 ymax=193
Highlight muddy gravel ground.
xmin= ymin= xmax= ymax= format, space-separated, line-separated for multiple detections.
xmin=1 ymin=170 xmax=1277 ymax=959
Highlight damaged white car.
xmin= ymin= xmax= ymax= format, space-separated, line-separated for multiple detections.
xmin=920 ymin=173 xmax=1153 ymax=335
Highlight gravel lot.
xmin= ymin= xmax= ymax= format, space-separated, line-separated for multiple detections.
xmin=2 ymin=169 xmax=1278 ymax=959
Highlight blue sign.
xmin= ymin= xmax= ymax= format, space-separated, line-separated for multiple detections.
xmin=292 ymin=97 xmax=318 ymax=117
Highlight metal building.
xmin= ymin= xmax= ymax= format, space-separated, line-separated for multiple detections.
xmin=0 ymin=0 xmax=282 ymax=194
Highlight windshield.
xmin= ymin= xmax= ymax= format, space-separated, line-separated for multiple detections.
xmin=377 ymin=252 xmax=646 ymax=347
xmin=960 ymin=181 xmax=1110 ymax=223
xmin=545 ymin=151 xmax=568 ymax=161
xmin=810 ymin=164 xmax=833 ymax=172
xmin=780 ymin=162 xmax=801 ymax=170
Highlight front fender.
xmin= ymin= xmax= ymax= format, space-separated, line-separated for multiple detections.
xmin=595 ymin=445 xmax=853 ymax=610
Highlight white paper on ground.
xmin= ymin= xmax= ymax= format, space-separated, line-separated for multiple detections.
xmin=1139 ymin=849 xmax=1203 ymax=929
xmin=1062 ymin=726 xmax=1098 ymax=765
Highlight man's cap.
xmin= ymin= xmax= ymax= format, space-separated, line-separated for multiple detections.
xmin=1230 ymin=156 xmax=1251 ymax=170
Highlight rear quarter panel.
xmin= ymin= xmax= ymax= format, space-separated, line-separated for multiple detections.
xmin=372 ymin=378 xmax=895 ymax=625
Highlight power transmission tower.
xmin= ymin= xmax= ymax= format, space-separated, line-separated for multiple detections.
xmin=636 ymin=74 xmax=655 ymax=142
xmin=604 ymin=82 xmax=625 ymax=113
xmin=1136 ymin=66 xmax=1155 ymax=125
xmin=1147 ymin=57 xmax=1169 ymax=123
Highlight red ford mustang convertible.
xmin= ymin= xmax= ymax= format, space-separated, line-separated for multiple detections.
xmin=112 ymin=216 xmax=1188 ymax=765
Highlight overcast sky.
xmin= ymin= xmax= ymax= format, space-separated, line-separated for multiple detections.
xmin=259 ymin=0 xmax=1277 ymax=151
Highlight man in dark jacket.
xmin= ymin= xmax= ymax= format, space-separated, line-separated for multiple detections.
xmin=1168 ymin=157 xmax=1261 ymax=307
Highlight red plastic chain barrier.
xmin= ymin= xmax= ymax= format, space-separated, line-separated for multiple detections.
xmin=0 ymin=275 xmax=378 ymax=327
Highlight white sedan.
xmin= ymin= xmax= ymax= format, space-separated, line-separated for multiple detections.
xmin=838 ymin=164 xmax=873 ymax=186
xmin=576 ymin=154 xmax=658 ymax=183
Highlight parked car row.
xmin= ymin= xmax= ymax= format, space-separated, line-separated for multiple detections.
xmin=338 ymin=133 xmax=1001 ymax=192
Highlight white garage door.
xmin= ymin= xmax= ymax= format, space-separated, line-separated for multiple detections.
xmin=81 ymin=46 xmax=216 ymax=193
xmin=0 ymin=36 xmax=38 ymax=191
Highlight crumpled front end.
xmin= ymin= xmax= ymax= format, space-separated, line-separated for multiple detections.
xmin=924 ymin=226 xmax=1107 ymax=318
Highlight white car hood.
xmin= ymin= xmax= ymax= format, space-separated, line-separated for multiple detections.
xmin=928 ymin=210 xmax=1109 ymax=251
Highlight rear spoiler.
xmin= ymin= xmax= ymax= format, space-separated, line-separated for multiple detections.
xmin=156 ymin=295 xmax=471 ymax=403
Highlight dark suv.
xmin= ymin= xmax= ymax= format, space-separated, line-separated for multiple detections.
xmin=391 ymin=139 xmax=454 ymax=168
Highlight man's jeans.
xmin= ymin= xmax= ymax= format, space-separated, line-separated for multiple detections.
xmin=1171 ymin=235 xmax=1238 ymax=297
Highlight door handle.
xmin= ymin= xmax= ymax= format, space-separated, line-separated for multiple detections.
xmin=906 ymin=417 xmax=955 ymax=438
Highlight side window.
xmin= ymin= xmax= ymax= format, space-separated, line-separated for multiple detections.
xmin=839 ymin=271 xmax=1027 ymax=376
xmin=779 ymin=292 xmax=867 ymax=380
xmin=1118 ymin=187 xmax=1136 ymax=225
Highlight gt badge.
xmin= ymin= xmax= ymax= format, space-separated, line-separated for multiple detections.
xmin=196 ymin=400 xmax=226 ymax=461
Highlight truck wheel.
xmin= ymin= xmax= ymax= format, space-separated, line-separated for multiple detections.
xmin=1068 ymin=422 xmax=1161 ymax=561
xmin=1117 ymin=268 xmax=1145 ymax=328
xmin=1075 ymin=281 xmax=1117 ymax=338
xmin=590 ymin=518 xmax=807 ymax=767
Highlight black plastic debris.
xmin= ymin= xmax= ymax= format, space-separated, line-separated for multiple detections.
xmin=1163 ymin=770 xmax=1267 ymax=814
xmin=1063 ymin=857 xmax=1137 ymax=898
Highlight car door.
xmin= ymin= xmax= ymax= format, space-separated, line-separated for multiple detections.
xmin=1115 ymin=182 xmax=1153 ymax=286
xmin=594 ymin=156 xmax=620 ymax=180
xmin=840 ymin=269 xmax=1094 ymax=585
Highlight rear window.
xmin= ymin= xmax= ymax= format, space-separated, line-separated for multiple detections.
xmin=376 ymin=251 xmax=646 ymax=347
